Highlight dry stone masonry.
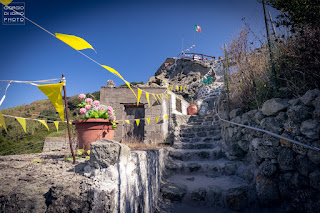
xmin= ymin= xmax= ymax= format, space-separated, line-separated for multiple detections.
xmin=217 ymin=88 xmax=320 ymax=212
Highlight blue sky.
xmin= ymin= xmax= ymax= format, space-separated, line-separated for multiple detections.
xmin=0 ymin=0 xmax=278 ymax=109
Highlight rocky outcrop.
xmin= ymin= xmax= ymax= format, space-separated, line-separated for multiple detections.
xmin=143 ymin=58 xmax=217 ymax=101
xmin=218 ymin=89 xmax=320 ymax=212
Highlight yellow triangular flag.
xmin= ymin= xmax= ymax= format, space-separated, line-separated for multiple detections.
xmin=0 ymin=0 xmax=12 ymax=6
xmin=152 ymin=94 xmax=159 ymax=104
xmin=171 ymin=85 xmax=174 ymax=91
xmin=164 ymin=115 xmax=168 ymax=120
xmin=101 ymin=65 xmax=137 ymax=98
xmin=146 ymin=118 xmax=150 ymax=125
xmin=55 ymin=33 xmax=95 ymax=51
xmin=137 ymin=89 xmax=142 ymax=106
xmin=54 ymin=121 xmax=59 ymax=132
xmin=37 ymin=83 xmax=64 ymax=121
xmin=183 ymin=85 xmax=186 ymax=91
xmin=155 ymin=117 xmax=159 ymax=123
xmin=176 ymin=86 xmax=179 ymax=91
xmin=0 ymin=110 xmax=7 ymax=133
xmin=146 ymin=92 xmax=150 ymax=107
xmin=136 ymin=119 xmax=140 ymax=126
xmin=125 ymin=120 xmax=130 ymax=124
xmin=16 ymin=117 xmax=27 ymax=133
xmin=180 ymin=86 xmax=182 ymax=91
xmin=38 ymin=120 xmax=49 ymax=131
xmin=156 ymin=95 xmax=162 ymax=103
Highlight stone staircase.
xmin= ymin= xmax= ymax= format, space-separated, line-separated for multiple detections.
xmin=160 ymin=113 xmax=253 ymax=212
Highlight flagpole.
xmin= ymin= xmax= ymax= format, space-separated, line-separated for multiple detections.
xmin=193 ymin=30 xmax=195 ymax=46
xmin=62 ymin=74 xmax=76 ymax=164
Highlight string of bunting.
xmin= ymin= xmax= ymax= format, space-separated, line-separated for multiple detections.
xmin=0 ymin=1 xmax=175 ymax=108
xmin=1 ymin=113 xmax=169 ymax=133
xmin=0 ymin=78 xmax=66 ymax=133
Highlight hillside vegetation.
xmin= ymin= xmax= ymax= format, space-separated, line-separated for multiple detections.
xmin=0 ymin=91 xmax=100 ymax=155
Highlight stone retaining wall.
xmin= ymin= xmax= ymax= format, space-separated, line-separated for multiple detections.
xmin=217 ymin=89 xmax=320 ymax=212
xmin=84 ymin=140 xmax=169 ymax=212
xmin=42 ymin=137 xmax=77 ymax=152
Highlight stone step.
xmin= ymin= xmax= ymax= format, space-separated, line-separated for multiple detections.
xmin=161 ymin=174 xmax=250 ymax=211
xmin=181 ymin=134 xmax=222 ymax=142
xmin=168 ymin=148 xmax=224 ymax=161
xmin=173 ymin=141 xmax=217 ymax=149
xmin=187 ymin=120 xmax=219 ymax=126
xmin=165 ymin=158 xmax=240 ymax=175
xmin=180 ymin=130 xmax=221 ymax=138
xmin=180 ymin=125 xmax=220 ymax=133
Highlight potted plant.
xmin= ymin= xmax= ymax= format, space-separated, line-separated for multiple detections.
xmin=187 ymin=98 xmax=198 ymax=115
xmin=72 ymin=94 xmax=118 ymax=152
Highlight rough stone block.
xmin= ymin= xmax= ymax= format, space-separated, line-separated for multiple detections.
xmin=261 ymin=98 xmax=289 ymax=116
xmin=278 ymin=148 xmax=294 ymax=171
xmin=89 ymin=139 xmax=130 ymax=169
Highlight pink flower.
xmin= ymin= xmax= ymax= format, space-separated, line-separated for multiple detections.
xmin=78 ymin=94 xmax=86 ymax=99
xmin=79 ymin=108 xmax=86 ymax=114
xmin=110 ymin=116 xmax=115 ymax=121
xmin=107 ymin=106 xmax=113 ymax=115
xmin=85 ymin=105 xmax=91 ymax=111
xmin=98 ymin=106 xmax=105 ymax=111
xmin=85 ymin=98 xmax=93 ymax=104
xmin=91 ymin=104 xmax=97 ymax=108
xmin=94 ymin=100 xmax=100 ymax=106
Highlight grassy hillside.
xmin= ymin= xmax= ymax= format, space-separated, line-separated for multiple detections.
xmin=0 ymin=91 xmax=100 ymax=155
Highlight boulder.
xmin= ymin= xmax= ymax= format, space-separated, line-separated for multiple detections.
xmin=300 ymin=89 xmax=320 ymax=106
xmin=278 ymin=148 xmax=294 ymax=171
xmin=287 ymin=105 xmax=312 ymax=123
xmin=89 ymin=139 xmax=131 ymax=169
xmin=296 ymin=155 xmax=317 ymax=177
xmin=307 ymin=142 xmax=320 ymax=164
xmin=300 ymin=119 xmax=320 ymax=139
xmin=230 ymin=108 xmax=243 ymax=119
xmin=261 ymin=98 xmax=289 ymax=116
xmin=259 ymin=160 xmax=277 ymax=176
xmin=312 ymin=96 xmax=320 ymax=109
xmin=260 ymin=117 xmax=283 ymax=134
xmin=255 ymin=174 xmax=280 ymax=207
xmin=309 ymin=170 xmax=320 ymax=191
xmin=254 ymin=110 xmax=265 ymax=124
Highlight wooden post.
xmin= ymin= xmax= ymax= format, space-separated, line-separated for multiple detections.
xmin=263 ymin=0 xmax=277 ymax=95
xmin=62 ymin=74 xmax=76 ymax=164
xmin=224 ymin=44 xmax=230 ymax=113
xmin=268 ymin=11 xmax=278 ymax=39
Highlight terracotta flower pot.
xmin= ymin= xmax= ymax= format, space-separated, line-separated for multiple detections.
xmin=187 ymin=104 xmax=198 ymax=115
xmin=72 ymin=118 xmax=117 ymax=151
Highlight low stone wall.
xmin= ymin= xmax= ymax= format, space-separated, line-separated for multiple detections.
xmin=84 ymin=140 xmax=169 ymax=212
xmin=42 ymin=137 xmax=77 ymax=152
xmin=218 ymin=89 xmax=320 ymax=212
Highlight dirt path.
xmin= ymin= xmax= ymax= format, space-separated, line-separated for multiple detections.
xmin=0 ymin=152 xmax=93 ymax=213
